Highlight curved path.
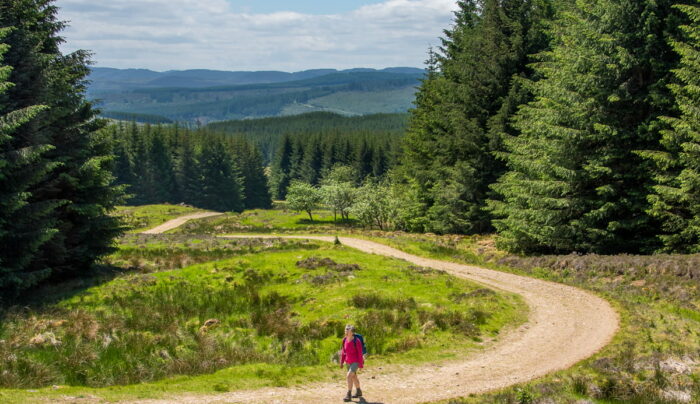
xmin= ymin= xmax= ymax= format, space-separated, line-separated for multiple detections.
xmin=135 ymin=217 xmax=619 ymax=404
xmin=140 ymin=212 xmax=223 ymax=234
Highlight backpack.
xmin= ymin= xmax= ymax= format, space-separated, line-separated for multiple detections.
xmin=343 ymin=333 xmax=367 ymax=355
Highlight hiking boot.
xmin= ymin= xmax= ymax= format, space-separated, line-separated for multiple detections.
xmin=343 ymin=391 xmax=352 ymax=402
xmin=353 ymin=388 xmax=363 ymax=398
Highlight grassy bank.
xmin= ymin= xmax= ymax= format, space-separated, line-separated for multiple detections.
xmin=0 ymin=232 xmax=524 ymax=403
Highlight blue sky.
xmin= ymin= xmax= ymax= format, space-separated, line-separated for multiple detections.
xmin=56 ymin=0 xmax=459 ymax=72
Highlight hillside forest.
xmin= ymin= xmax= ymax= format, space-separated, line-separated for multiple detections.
xmin=2 ymin=0 xmax=700 ymax=295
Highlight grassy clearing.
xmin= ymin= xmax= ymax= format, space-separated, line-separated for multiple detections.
xmin=0 ymin=236 xmax=524 ymax=403
xmin=349 ymin=233 xmax=700 ymax=404
xmin=114 ymin=204 xmax=205 ymax=233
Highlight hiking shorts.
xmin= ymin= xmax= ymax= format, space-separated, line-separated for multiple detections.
xmin=346 ymin=362 xmax=360 ymax=373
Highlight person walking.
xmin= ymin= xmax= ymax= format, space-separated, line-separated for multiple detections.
xmin=340 ymin=324 xmax=365 ymax=401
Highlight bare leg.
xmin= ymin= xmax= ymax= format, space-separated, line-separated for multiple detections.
xmin=353 ymin=372 xmax=361 ymax=389
xmin=346 ymin=371 xmax=356 ymax=391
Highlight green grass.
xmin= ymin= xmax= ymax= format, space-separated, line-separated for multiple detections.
xmin=0 ymin=236 xmax=525 ymax=403
xmin=173 ymin=206 xmax=357 ymax=234
xmin=114 ymin=204 xmax=205 ymax=233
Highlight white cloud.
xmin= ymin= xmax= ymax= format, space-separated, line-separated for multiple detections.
xmin=56 ymin=0 xmax=458 ymax=71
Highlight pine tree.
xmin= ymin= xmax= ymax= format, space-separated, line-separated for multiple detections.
xmin=489 ymin=0 xmax=680 ymax=254
xmin=646 ymin=2 xmax=700 ymax=252
xmin=199 ymin=139 xmax=244 ymax=212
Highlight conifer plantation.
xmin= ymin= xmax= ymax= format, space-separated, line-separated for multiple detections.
xmin=399 ymin=0 xmax=700 ymax=255
xmin=398 ymin=0 xmax=554 ymax=235
xmin=106 ymin=123 xmax=271 ymax=211
xmin=0 ymin=0 xmax=123 ymax=300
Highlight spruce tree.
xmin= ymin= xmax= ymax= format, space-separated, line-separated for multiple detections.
xmin=301 ymin=138 xmax=323 ymax=185
xmin=199 ymin=139 xmax=244 ymax=212
xmin=1 ymin=0 xmax=124 ymax=284
xmin=177 ymin=133 xmax=202 ymax=206
xmin=490 ymin=0 xmax=680 ymax=254
xmin=270 ymin=134 xmax=293 ymax=199
xmin=0 ymin=27 xmax=54 ymax=295
xmin=400 ymin=0 xmax=554 ymax=234
xmin=234 ymin=139 xmax=272 ymax=209
xmin=645 ymin=1 xmax=700 ymax=252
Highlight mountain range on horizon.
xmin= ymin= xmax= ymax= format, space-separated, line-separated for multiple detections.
xmin=88 ymin=67 xmax=425 ymax=123
xmin=88 ymin=66 xmax=425 ymax=93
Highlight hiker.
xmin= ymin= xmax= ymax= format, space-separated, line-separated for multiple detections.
xmin=340 ymin=324 xmax=366 ymax=401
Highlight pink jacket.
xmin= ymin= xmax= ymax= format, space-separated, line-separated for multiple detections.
xmin=341 ymin=336 xmax=364 ymax=368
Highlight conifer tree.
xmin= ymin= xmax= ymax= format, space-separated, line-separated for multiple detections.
xmin=177 ymin=134 xmax=202 ymax=206
xmin=399 ymin=0 xmax=554 ymax=234
xmin=234 ymin=140 xmax=272 ymax=209
xmin=147 ymin=129 xmax=178 ymax=203
xmin=646 ymin=1 xmax=700 ymax=252
xmin=0 ymin=27 xmax=53 ymax=295
xmin=198 ymin=139 xmax=244 ymax=212
xmin=301 ymin=138 xmax=323 ymax=185
xmin=490 ymin=0 xmax=680 ymax=254
xmin=270 ymin=134 xmax=294 ymax=199
xmin=1 ymin=0 xmax=124 ymax=284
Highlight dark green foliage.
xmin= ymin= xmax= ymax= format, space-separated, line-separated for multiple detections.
xmin=645 ymin=2 xmax=700 ymax=253
xmin=208 ymin=112 xmax=407 ymax=164
xmin=232 ymin=139 xmax=271 ymax=209
xmin=399 ymin=0 xmax=555 ymax=235
xmin=0 ymin=27 xmax=53 ymax=294
xmin=101 ymin=111 xmax=173 ymax=124
xmin=0 ymin=0 xmax=124 ymax=297
xmin=267 ymin=124 xmax=398 ymax=198
xmin=490 ymin=0 xmax=681 ymax=254
xmin=107 ymin=124 xmax=270 ymax=211
xmin=198 ymin=140 xmax=244 ymax=212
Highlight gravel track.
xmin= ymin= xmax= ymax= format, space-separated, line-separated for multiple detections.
xmin=124 ymin=219 xmax=619 ymax=404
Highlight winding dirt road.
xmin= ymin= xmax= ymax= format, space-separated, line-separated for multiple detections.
xmin=134 ymin=217 xmax=619 ymax=404
xmin=140 ymin=212 xmax=223 ymax=234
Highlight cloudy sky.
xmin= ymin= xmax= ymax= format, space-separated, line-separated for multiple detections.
xmin=56 ymin=0 xmax=459 ymax=72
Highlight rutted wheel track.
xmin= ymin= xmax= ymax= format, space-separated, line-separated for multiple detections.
xmin=132 ymin=218 xmax=618 ymax=404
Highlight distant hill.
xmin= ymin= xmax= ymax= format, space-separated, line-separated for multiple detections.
xmin=88 ymin=67 xmax=424 ymax=123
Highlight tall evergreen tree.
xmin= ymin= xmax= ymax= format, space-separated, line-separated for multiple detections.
xmin=301 ymin=138 xmax=323 ymax=185
xmin=147 ymin=129 xmax=178 ymax=203
xmin=199 ymin=139 xmax=244 ymax=212
xmin=645 ymin=1 xmax=700 ymax=252
xmin=1 ymin=0 xmax=124 ymax=285
xmin=177 ymin=133 xmax=202 ymax=206
xmin=489 ymin=0 xmax=681 ymax=254
xmin=234 ymin=140 xmax=272 ymax=209
xmin=399 ymin=0 xmax=554 ymax=234
xmin=0 ymin=27 xmax=54 ymax=295
xmin=270 ymin=134 xmax=293 ymax=200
